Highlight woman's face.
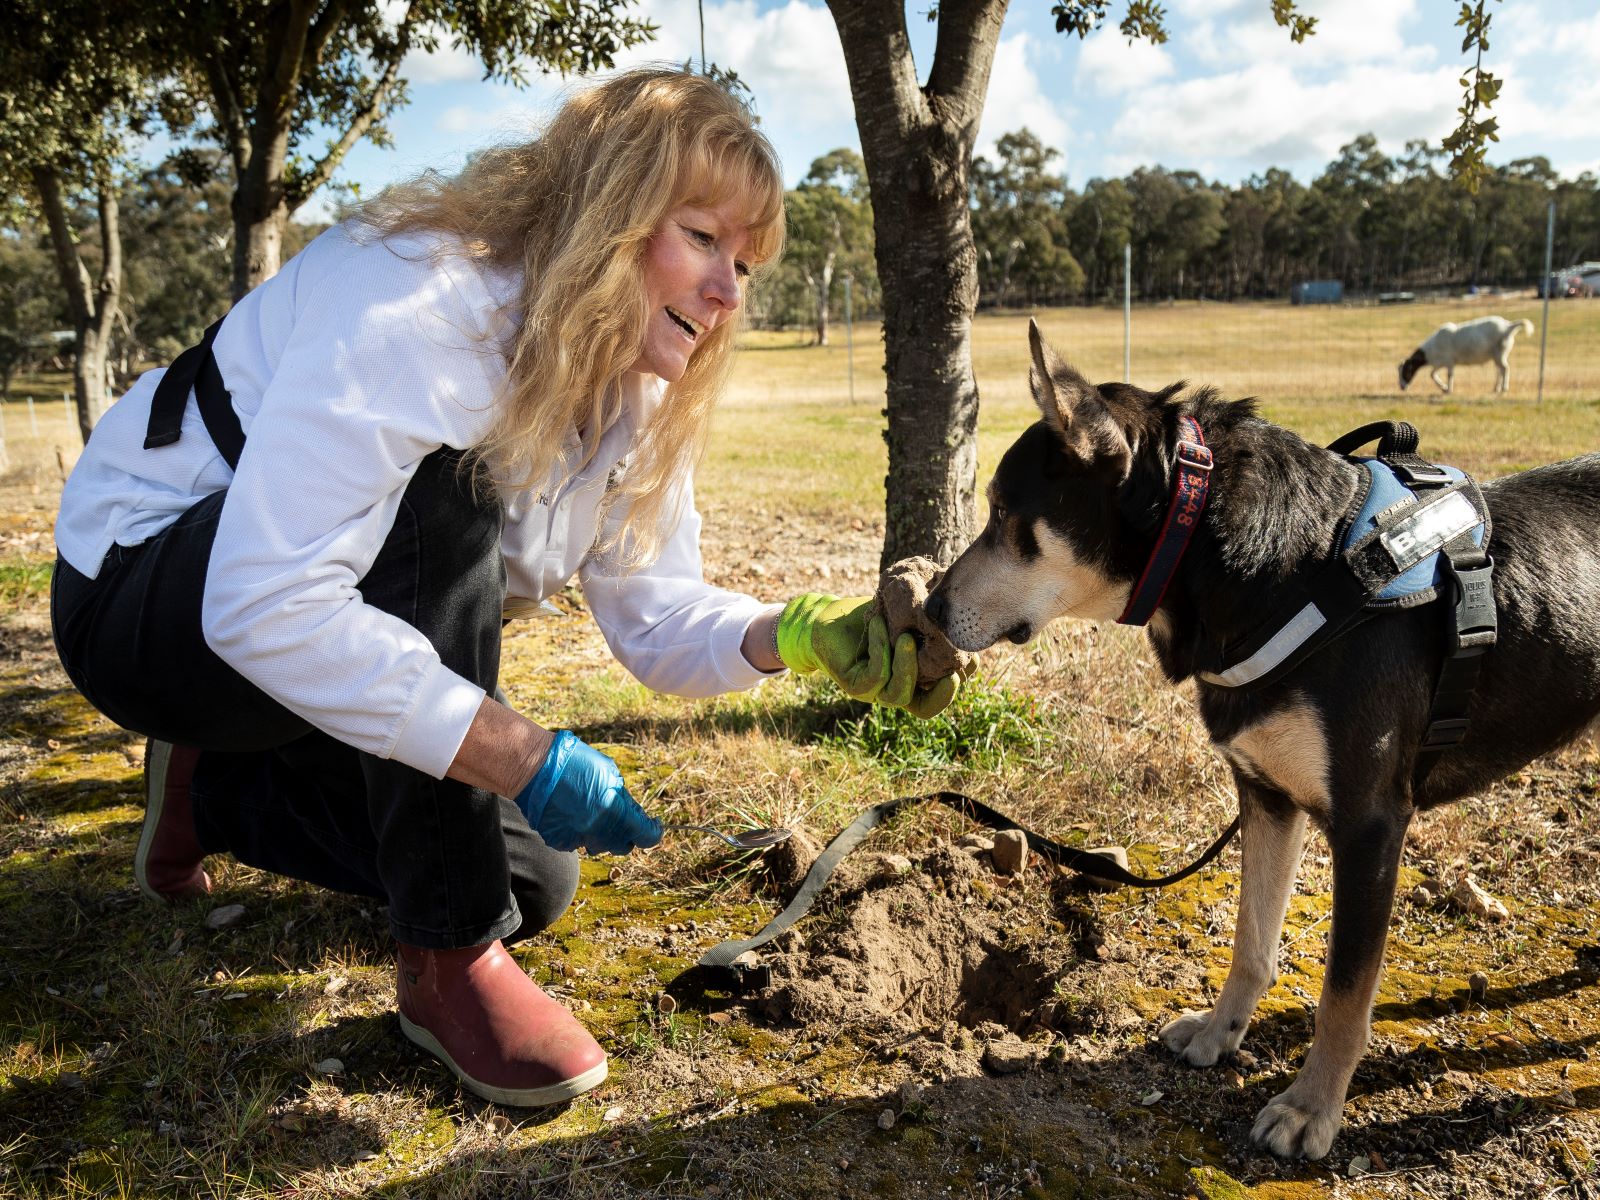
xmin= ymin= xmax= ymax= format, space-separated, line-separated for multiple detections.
xmin=632 ymin=198 xmax=755 ymax=382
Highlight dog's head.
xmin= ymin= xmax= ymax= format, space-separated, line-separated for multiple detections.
xmin=927 ymin=320 xmax=1156 ymax=653
xmin=1397 ymin=348 xmax=1426 ymax=391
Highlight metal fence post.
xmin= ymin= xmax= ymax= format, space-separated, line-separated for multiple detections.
xmin=1123 ymin=242 xmax=1132 ymax=383
xmin=27 ymin=396 xmax=37 ymax=437
xmin=1538 ymin=197 xmax=1554 ymax=404
xmin=844 ymin=273 xmax=855 ymax=405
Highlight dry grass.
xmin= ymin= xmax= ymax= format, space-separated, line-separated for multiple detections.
xmin=3 ymin=300 xmax=1600 ymax=1198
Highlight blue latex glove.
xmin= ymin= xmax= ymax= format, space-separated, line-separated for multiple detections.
xmin=513 ymin=731 xmax=663 ymax=856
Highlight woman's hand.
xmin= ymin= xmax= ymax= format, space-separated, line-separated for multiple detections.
xmin=774 ymin=593 xmax=959 ymax=718
xmin=512 ymin=731 xmax=663 ymax=855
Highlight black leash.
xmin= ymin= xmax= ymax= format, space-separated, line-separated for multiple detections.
xmin=692 ymin=791 xmax=1240 ymax=994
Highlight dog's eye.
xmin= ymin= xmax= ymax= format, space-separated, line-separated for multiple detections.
xmin=989 ymin=504 xmax=1006 ymax=525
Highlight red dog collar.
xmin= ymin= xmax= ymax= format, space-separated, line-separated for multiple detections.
xmin=1117 ymin=415 xmax=1212 ymax=626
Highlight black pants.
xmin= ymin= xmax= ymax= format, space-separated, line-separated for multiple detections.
xmin=51 ymin=449 xmax=578 ymax=949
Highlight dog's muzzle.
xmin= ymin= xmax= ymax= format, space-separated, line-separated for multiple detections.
xmin=1004 ymin=622 xmax=1031 ymax=645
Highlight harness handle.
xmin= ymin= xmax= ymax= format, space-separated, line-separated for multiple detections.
xmin=1326 ymin=420 xmax=1420 ymax=459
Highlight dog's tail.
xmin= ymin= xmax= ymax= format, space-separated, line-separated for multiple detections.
xmin=1517 ymin=318 xmax=1535 ymax=336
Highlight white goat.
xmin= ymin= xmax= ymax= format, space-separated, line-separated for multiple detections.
xmin=1398 ymin=315 xmax=1534 ymax=394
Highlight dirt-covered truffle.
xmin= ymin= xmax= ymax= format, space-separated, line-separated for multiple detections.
xmin=871 ymin=556 xmax=976 ymax=687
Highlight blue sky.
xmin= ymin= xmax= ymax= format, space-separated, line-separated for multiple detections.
xmin=302 ymin=0 xmax=1600 ymax=220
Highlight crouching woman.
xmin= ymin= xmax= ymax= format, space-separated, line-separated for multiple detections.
xmin=50 ymin=68 xmax=958 ymax=1107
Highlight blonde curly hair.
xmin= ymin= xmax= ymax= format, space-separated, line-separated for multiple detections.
xmin=356 ymin=67 xmax=785 ymax=568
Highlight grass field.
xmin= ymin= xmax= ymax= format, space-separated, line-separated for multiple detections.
xmin=1 ymin=300 xmax=1598 ymax=1199
xmin=702 ymin=295 xmax=1600 ymax=517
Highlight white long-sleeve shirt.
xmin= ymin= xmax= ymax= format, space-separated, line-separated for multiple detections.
xmin=56 ymin=223 xmax=777 ymax=780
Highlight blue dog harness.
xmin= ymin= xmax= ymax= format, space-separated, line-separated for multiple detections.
xmin=1195 ymin=420 xmax=1496 ymax=786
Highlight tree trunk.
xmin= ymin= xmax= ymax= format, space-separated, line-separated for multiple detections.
xmin=814 ymin=253 xmax=835 ymax=346
xmin=827 ymin=0 xmax=1007 ymax=571
xmin=232 ymin=201 xmax=287 ymax=299
xmin=33 ymin=167 xmax=120 ymax=443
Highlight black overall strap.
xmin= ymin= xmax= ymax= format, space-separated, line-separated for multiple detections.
xmin=143 ymin=319 xmax=246 ymax=470
xmin=693 ymin=791 xmax=1240 ymax=993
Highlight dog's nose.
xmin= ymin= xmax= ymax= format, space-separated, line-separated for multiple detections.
xmin=924 ymin=589 xmax=948 ymax=630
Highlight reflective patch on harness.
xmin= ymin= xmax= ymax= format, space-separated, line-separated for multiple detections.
xmin=1198 ymin=602 xmax=1327 ymax=688
xmin=1379 ymin=490 xmax=1478 ymax=571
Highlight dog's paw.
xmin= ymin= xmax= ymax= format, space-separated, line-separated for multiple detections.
xmin=1250 ymin=1087 xmax=1342 ymax=1160
xmin=1159 ymin=1009 xmax=1241 ymax=1067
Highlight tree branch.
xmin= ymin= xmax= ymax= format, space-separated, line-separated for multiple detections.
xmin=31 ymin=166 xmax=95 ymax=328
xmin=824 ymin=0 xmax=926 ymax=153
xmin=93 ymin=171 xmax=121 ymax=345
xmin=291 ymin=5 xmax=419 ymax=208
xmin=289 ymin=24 xmax=412 ymax=209
xmin=202 ymin=40 xmax=252 ymax=176
xmin=927 ymin=0 xmax=1010 ymax=130
xmin=306 ymin=0 xmax=357 ymax=65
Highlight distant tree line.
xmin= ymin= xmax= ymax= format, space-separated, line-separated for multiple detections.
xmin=754 ymin=129 xmax=1600 ymax=335
xmin=9 ymin=131 xmax=1597 ymax=382
xmin=967 ymin=130 xmax=1600 ymax=309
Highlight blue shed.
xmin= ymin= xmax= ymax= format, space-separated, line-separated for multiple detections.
xmin=1291 ymin=280 xmax=1344 ymax=305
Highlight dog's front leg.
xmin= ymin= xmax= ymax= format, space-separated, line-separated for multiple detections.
xmin=1161 ymin=782 xmax=1306 ymax=1066
xmin=1251 ymin=806 xmax=1408 ymax=1160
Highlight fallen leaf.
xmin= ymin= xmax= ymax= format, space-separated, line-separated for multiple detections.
xmin=1139 ymin=1090 xmax=1163 ymax=1106
xmin=312 ymin=1058 xmax=344 ymax=1075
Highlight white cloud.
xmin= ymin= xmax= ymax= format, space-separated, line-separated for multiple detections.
xmin=1076 ymin=24 xmax=1176 ymax=96
xmin=1102 ymin=58 xmax=1461 ymax=177
xmin=402 ymin=35 xmax=485 ymax=85
xmin=1185 ymin=0 xmax=1426 ymax=72
xmin=979 ymin=34 xmax=1072 ymax=163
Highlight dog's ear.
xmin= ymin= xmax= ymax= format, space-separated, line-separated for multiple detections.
xmin=1028 ymin=319 xmax=1132 ymax=483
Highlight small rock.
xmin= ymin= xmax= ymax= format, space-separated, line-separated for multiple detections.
xmin=205 ymin=904 xmax=247 ymax=929
xmin=1139 ymin=1089 xmax=1164 ymax=1106
xmin=1079 ymin=846 xmax=1130 ymax=892
xmin=1234 ymin=1049 xmax=1259 ymax=1069
xmin=313 ymin=1058 xmax=344 ymax=1075
xmin=877 ymin=1108 xmax=896 ymax=1130
xmin=990 ymin=829 xmax=1029 ymax=876
xmin=879 ymin=853 xmax=915 ymax=877
xmin=982 ymin=1040 xmax=1040 ymax=1075
xmin=956 ymin=834 xmax=994 ymax=853
xmin=488 ymin=1114 xmax=514 ymax=1136
xmin=1450 ymin=875 xmax=1509 ymax=921
xmin=1408 ymin=883 xmax=1438 ymax=907
xmin=898 ymin=1080 xmax=926 ymax=1107
xmin=602 ymin=1105 xmax=625 ymax=1122
xmin=351 ymin=1150 xmax=378 ymax=1163
xmin=1468 ymin=971 xmax=1488 ymax=1001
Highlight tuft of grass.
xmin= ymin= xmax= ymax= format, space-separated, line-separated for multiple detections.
xmin=821 ymin=678 xmax=1055 ymax=777
xmin=0 ymin=557 xmax=52 ymax=608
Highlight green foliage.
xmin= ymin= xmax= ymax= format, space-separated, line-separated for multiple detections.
xmin=970 ymin=130 xmax=1084 ymax=307
xmin=1443 ymin=0 xmax=1502 ymax=195
xmin=821 ymin=679 xmax=1055 ymax=777
xmin=0 ymin=558 xmax=53 ymax=608
xmin=759 ymin=149 xmax=876 ymax=338
xmin=1270 ymin=0 xmax=1318 ymax=43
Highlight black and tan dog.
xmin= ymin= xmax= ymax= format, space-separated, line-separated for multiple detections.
xmin=926 ymin=321 xmax=1600 ymax=1159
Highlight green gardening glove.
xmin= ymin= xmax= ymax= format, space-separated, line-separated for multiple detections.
xmin=776 ymin=594 xmax=959 ymax=718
